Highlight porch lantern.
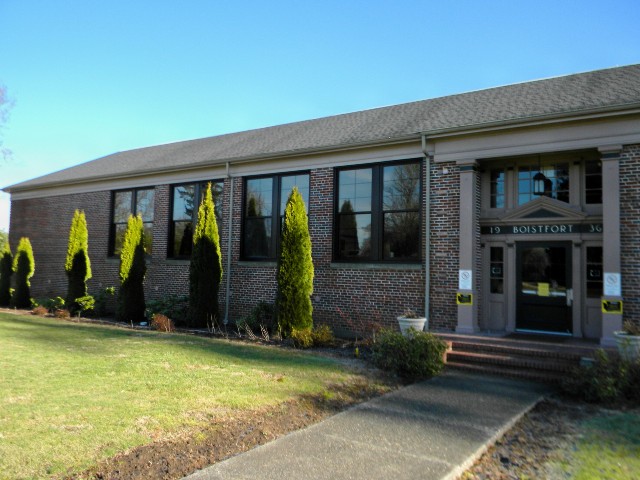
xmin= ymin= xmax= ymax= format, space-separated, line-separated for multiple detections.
xmin=533 ymin=171 xmax=547 ymax=196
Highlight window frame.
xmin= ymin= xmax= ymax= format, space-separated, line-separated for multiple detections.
xmin=168 ymin=180 xmax=224 ymax=259
xmin=241 ymin=171 xmax=310 ymax=261
xmin=333 ymin=158 xmax=423 ymax=264
xmin=109 ymin=187 xmax=155 ymax=257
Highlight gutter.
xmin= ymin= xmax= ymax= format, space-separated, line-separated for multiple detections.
xmin=421 ymin=134 xmax=431 ymax=330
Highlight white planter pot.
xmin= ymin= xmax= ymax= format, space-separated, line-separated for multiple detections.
xmin=397 ymin=316 xmax=426 ymax=336
xmin=613 ymin=331 xmax=640 ymax=362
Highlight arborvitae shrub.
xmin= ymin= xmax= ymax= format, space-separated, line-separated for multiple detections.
xmin=117 ymin=215 xmax=147 ymax=323
xmin=12 ymin=237 xmax=35 ymax=309
xmin=0 ymin=242 xmax=12 ymax=306
xmin=276 ymin=187 xmax=314 ymax=336
xmin=65 ymin=210 xmax=92 ymax=313
xmin=188 ymin=183 xmax=223 ymax=328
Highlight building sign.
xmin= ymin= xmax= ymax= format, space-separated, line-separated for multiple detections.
xmin=604 ymin=272 xmax=621 ymax=297
xmin=481 ymin=223 xmax=603 ymax=235
xmin=458 ymin=270 xmax=472 ymax=290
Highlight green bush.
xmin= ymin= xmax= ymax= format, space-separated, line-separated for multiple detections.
xmin=276 ymin=187 xmax=314 ymax=336
xmin=371 ymin=328 xmax=447 ymax=379
xmin=146 ymin=295 xmax=189 ymax=325
xmin=290 ymin=327 xmax=313 ymax=349
xmin=93 ymin=286 xmax=115 ymax=317
xmin=74 ymin=295 xmax=95 ymax=316
xmin=34 ymin=296 xmax=66 ymax=313
xmin=116 ymin=215 xmax=147 ymax=323
xmin=0 ymin=242 xmax=13 ymax=307
xmin=12 ymin=237 xmax=35 ymax=309
xmin=311 ymin=324 xmax=335 ymax=347
xmin=188 ymin=183 xmax=223 ymax=328
xmin=240 ymin=301 xmax=276 ymax=333
xmin=562 ymin=349 xmax=640 ymax=404
xmin=65 ymin=210 xmax=92 ymax=314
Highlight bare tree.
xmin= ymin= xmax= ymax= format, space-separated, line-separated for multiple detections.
xmin=0 ymin=84 xmax=15 ymax=163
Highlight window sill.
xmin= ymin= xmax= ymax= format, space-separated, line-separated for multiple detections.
xmin=238 ymin=261 xmax=277 ymax=268
xmin=330 ymin=262 xmax=422 ymax=271
xmin=165 ymin=258 xmax=191 ymax=265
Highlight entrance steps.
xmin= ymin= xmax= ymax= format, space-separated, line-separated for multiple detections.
xmin=436 ymin=333 xmax=607 ymax=384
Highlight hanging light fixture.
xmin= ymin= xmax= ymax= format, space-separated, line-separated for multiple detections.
xmin=533 ymin=154 xmax=547 ymax=196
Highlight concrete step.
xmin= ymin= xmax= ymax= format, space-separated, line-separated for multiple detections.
xmin=446 ymin=350 xmax=577 ymax=374
xmin=445 ymin=361 xmax=566 ymax=384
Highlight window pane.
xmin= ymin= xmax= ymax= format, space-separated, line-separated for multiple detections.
xmin=173 ymin=185 xmax=196 ymax=221
xmin=113 ymin=223 xmax=127 ymax=256
xmin=339 ymin=168 xmax=372 ymax=212
xmin=114 ymin=191 xmax=132 ymax=223
xmin=383 ymin=212 xmax=419 ymax=259
xmin=244 ymin=218 xmax=272 ymax=257
xmin=586 ymin=246 xmax=603 ymax=298
xmin=280 ymin=174 xmax=310 ymax=214
xmin=173 ymin=221 xmax=193 ymax=256
xmin=136 ymin=189 xmax=155 ymax=222
xmin=338 ymin=213 xmax=371 ymax=258
xmin=246 ymin=178 xmax=273 ymax=217
xmin=383 ymin=163 xmax=420 ymax=211
xmin=143 ymin=223 xmax=153 ymax=255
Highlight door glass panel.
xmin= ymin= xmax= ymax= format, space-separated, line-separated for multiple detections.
xmin=521 ymin=247 xmax=567 ymax=297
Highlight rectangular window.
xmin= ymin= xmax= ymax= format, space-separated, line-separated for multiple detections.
xmin=336 ymin=160 xmax=421 ymax=262
xmin=110 ymin=188 xmax=155 ymax=256
xmin=584 ymin=160 xmax=602 ymax=204
xmin=169 ymin=181 xmax=223 ymax=258
xmin=586 ymin=246 xmax=603 ymax=298
xmin=490 ymin=169 xmax=505 ymax=208
xmin=517 ymin=163 xmax=569 ymax=205
xmin=243 ymin=173 xmax=309 ymax=259
xmin=490 ymin=247 xmax=504 ymax=294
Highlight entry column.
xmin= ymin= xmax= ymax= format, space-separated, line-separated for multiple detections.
xmin=456 ymin=160 xmax=479 ymax=333
xmin=600 ymin=146 xmax=623 ymax=346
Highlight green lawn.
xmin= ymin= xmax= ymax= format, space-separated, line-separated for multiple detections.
xmin=0 ymin=313 xmax=365 ymax=479
xmin=551 ymin=410 xmax=640 ymax=479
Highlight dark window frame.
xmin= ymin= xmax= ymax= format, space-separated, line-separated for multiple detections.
xmin=241 ymin=171 xmax=310 ymax=261
xmin=333 ymin=159 xmax=422 ymax=263
xmin=168 ymin=180 xmax=224 ymax=259
xmin=109 ymin=187 xmax=155 ymax=257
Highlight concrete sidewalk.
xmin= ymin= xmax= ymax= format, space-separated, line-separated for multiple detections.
xmin=184 ymin=371 xmax=551 ymax=480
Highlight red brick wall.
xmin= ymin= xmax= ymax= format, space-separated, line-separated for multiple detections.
xmin=8 ymin=162 xmax=436 ymax=334
xmin=620 ymin=143 xmax=640 ymax=327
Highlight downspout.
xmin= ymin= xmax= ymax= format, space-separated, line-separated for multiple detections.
xmin=422 ymin=134 xmax=431 ymax=330
xmin=223 ymin=162 xmax=234 ymax=325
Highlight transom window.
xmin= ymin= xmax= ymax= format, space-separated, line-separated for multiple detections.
xmin=243 ymin=173 xmax=309 ymax=259
xmin=584 ymin=160 xmax=602 ymax=204
xmin=518 ymin=163 xmax=569 ymax=205
xmin=110 ymin=188 xmax=155 ymax=256
xmin=169 ymin=181 xmax=223 ymax=258
xmin=336 ymin=160 xmax=421 ymax=262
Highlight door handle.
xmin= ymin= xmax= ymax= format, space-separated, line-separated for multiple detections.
xmin=566 ymin=288 xmax=573 ymax=307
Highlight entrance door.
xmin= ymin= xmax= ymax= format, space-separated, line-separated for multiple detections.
xmin=516 ymin=242 xmax=572 ymax=334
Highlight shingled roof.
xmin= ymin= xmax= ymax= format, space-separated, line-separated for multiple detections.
xmin=6 ymin=64 xmax=640 ymax=192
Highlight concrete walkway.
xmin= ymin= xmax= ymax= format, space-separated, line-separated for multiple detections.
xmin=184 ymin=371 xmax=551 ymax=480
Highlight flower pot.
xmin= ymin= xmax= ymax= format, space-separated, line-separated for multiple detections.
xmin=397 ymin=316 xmax=426 ymax=336
xmin=613 ymin=331 xmax=640 ymax=362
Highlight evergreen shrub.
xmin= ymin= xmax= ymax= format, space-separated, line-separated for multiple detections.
xmin=372 ymin=328 xmax=447 ymax=379
xmin=116 ymin=215 xmax=147 ymax=323
xmin=0 ymin=242 xmax=12 ymax=306
xmin=290 ymin=327 xmax=313 ymax=349
xmin=188 ymin=183 xmax=223 ymax=328
xmin=276 ymin=187 xmax=314 ymax=336
xmin=12 ymin=237 xmax=35 ymax=309
xmin=65 ymin=210 xmax=92 ymax=313
xmin=146 ymin=295 xmax=189 ymax=325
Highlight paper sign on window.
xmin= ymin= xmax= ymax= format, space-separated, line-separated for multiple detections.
xmin=537 ymin=283 xmax=550 ymax=297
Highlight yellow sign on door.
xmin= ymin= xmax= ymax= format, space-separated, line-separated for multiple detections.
xmin=537 ymin=282 xmax=550 ymax=297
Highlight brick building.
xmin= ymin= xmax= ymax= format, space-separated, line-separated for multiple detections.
xmin=4 ymin=65 xmax=640 ymax=345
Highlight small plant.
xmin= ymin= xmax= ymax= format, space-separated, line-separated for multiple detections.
xmin=240 ymin=302 xmax=276 ymax=334
xmin=311 ymin=324 xmax=335 ymax=347
xmin=32 ymin=306 xmax=48 ymax=316
xmin=401 ymin=308 xmax=420 ymax=319
xmin=151 ymin=313 xmax=175 ymax=332
xmin=371 ymin=328 xmax=447 ymax=379
xmin=290 ymin=327 xmax=313 ymax=349
xmin=36 ymin=296 xmax=66 ymax=314
xmin=74 ymin=295 xmax=95 ymax=317
xmin=145 ymin=295 xmax=189 ymax=325
xmin=55 ymin=309 xmax=71 ymax=319
xmin=93 ymin=286 xmax=115 ymax=317
xmin=623 ymin=320 xmax=640 ymax=336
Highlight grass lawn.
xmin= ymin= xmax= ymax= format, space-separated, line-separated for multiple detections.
xmin=0 ymin=312 xmax=372 ymax=479
xmin=551 ymin=409 xmax=640 ymax=479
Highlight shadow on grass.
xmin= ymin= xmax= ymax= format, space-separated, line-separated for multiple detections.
xmin=0 ymin=313 xmax=341 ymax=371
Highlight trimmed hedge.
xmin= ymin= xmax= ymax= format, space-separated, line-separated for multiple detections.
xmin=116 ymin=215 xmax=146 ymax=323
xmin=12 ymin=237 xmax=35 ymax=309
xmin=65 ymin=210 xmax=92 ymax=313
xmin=0 ymin=242 xmax=12 ymax=306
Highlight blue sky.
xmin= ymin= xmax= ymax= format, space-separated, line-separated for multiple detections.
xmin=1 ymin=0 xmax=639 ymax=231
